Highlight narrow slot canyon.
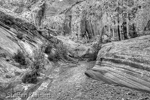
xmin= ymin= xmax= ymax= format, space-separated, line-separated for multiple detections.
xmin=0 ymin=0 xmax=150 ymax=100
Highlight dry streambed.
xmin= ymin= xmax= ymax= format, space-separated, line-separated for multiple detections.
xmin=27 ymin=61 xmax=150 ymax=100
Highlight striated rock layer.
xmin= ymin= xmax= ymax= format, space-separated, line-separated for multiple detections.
xmin=1 ymin=0 xmax=150 ymax=43
xmin=85 ymin=35 xmax=150 ymax=92
xmin=0 ymin=10 xmax=77 ymax=99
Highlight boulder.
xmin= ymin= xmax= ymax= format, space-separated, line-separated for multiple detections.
xmin=85 ymin=35 xmax=150 ymax=92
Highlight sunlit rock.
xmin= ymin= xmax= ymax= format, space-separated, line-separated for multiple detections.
xmin=85 ymin=35 xmax=150 ymax=92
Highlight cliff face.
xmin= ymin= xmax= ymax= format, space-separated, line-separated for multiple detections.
xmin=45 ymin=0 xmax=150 ymax=43
xmin=70 ymin=0 xmax=150 ymax=42
xmin=1 ymin=0 xmax=150 ymax=43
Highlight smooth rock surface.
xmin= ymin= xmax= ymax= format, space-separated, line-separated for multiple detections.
xmin=85 ymin=35 xmax=150 ymax=92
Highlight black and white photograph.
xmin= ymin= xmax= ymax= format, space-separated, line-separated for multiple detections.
xmin=0 ymin=0 xmax=150 ymax=100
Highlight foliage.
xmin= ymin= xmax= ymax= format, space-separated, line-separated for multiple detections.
xmin=45 ymin=45 xmax=60 ymax=62
xmin=13 ymin=50 xmax=27 ymax=67
xmin=22 ymin=49 xmax=45 ymax=84
xmin=22 ymin=71 xmax=39 ymax=84
xmin=32 ymin=49 xmax=45 ymax=71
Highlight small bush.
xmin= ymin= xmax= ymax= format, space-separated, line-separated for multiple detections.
xmin=14 ymin=7 xmax=23 ymax=14
xmin=44 ymin=45 xmax=52 ymax=54
xmin=16 ymin=33 xmax=23 ymax=40
xmin=46 ymin=47 xmax=60 ymax=62
xmin=22 ymin=71 xmax=39 ymax=84
xmin=32 ymin=50 xmax=45 ymax=70
xmin=22 ymin=49 xmax=45 ymax=84
xmin=13 ymin=50 xmax=27 ymax=66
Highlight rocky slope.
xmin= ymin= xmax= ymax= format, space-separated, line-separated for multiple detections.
xmin=0 ymin=13 xmax=47 ymax=99
xmin=0 ymin=10 xmax=77 ymax=100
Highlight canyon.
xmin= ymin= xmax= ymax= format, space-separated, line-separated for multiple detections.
xmin=0 ymin=0 xmax=150 ymax=100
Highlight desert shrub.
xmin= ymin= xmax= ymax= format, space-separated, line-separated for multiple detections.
xmin=44 ymin=45 xmax=52 ymax=54
xmin=13 ymin=50 xmax=27 ymax=67
xmin=22 ymin=49 xmax=45 ymax=84
xmin=22 ymin=71 xmax=39 ymax=84
xmin=33 ymin=49 xmax=45 ymax=70
xmin=16 ymin=33 xmax=23 ymax=40
xmin=48 ymin=52 xmax=60 ymax=62
xmin=0 ymin=11 xmax=5 ymax=20
xmin=3 ymin=16 xmax=14 ymax=26
xmin=14 ymin=7 xmax=24 ymax=14
xmin=14 ymin=18 xmax=22 ymax=26
xmin=44 ymin=45 xmax=60 ymax=62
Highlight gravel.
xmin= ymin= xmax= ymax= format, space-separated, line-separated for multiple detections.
xmin=29 ymin=61 xmax=150 ymax=100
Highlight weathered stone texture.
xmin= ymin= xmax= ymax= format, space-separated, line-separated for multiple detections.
xmin=85 ymin=35 xmax=150 ymax=92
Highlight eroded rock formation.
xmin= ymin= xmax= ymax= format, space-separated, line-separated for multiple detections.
xmin=1 ymin=0 xmax=150 ymax=99
xmin=0 ymin=10 xmax=76 ymax=99
xmin=85 ymin=35 xmax=150 ymax=92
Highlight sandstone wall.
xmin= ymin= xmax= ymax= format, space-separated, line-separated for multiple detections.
xmin=85 ymin=35 xmax=150 ymax=92
xmin=68 ymin=0 xmax=150 ymax=42
xmin=0 ymin=0 xmax=150 ymax=43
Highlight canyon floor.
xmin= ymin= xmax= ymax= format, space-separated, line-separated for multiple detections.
xmin=24 ymin=35 xmax=150 ymax=100
xmin=26 ymin=61 xmax=150 ymax=100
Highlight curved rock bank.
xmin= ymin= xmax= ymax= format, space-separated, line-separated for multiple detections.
xmin=85 ymin=35 xmax=150 ymax=92
xmin=24 ymin=61 xmax=150 ymax=100
xmin=0 ymin=10 xmax=76 ymax=100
